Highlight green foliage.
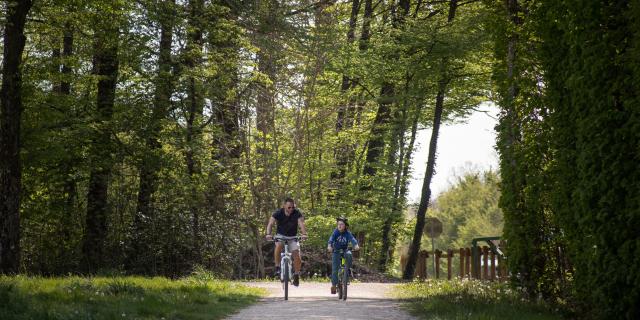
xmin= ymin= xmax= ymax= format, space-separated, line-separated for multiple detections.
xmin=0 ymin=275 xmax=265 ymax=320
xmin=395 ymin=280 xmax=564 ymax=320
xmin=10 ymin=0 xmax=493 ymax=280
xmin=429 ymin=170 xmax=503 ymax=250
xmin=536 ymin=1 xmax=640 ymax=318
xmin=490 ymin=0 xmax=640 ymax=318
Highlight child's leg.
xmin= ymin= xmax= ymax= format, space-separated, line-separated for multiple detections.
xmin=331 ymin=252 xmax=341 ymax=286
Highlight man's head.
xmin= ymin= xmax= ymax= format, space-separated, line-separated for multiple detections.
xmin=283 ymin=198 xmax=296 ymax=215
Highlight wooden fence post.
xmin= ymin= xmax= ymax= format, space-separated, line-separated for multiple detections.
xmin=465 ymin=248 xmax=471 ymax=279
xmin=416 ymin=250 xmax=428 ymax=279
xmin=447 ymin=249 xmax=453 ymax=280
xmin=459 ymin=248 xmax=465 ymax=278
xmin=435 ymin=249 xmax=441 ymax=279
xmin=499 ymin=255 xmax=508 ymax=281
xmin=482 ymin=246 xmax=489 ymax=280
xmin=490 ymin=250 xmax=496 ymax=281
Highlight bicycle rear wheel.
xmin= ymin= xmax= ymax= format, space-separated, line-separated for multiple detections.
xmin=283 ymin=261 xmax=289 ymax=300
xmin=342 ymin=266 xmax=348 ymax=300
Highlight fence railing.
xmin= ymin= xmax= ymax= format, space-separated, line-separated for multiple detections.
xmin=400 ymin=246 xmax=508 ymax=281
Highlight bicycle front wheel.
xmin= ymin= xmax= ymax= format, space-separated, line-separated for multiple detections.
xmin=283 ymin=261 xmax=289 ymax=300
xmin=342 ymin=267 xmax=348 ymax=301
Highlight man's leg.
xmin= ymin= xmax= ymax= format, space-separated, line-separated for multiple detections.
xmin=292 ymin=249 xmax=301 ymax=286
xmin=292 ymin=249 xmax=302 ymax=273
xmin=274 ymin=242 xmax=283 ymax=277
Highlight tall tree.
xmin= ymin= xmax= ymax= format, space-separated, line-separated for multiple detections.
xmin=129 ymin=0 xmax=176 ymax=273
xmin=333 ymin=0 xmax=361 ymax=186
xmin=82 ymin=3 xmax=121 ymax=272
xmin=252 ymin=0 xmax=283 ymax=277
xmin=403 ymin=0 xmax=457 ymax=280
xmin=374 ymin=0 xmax=413 ymax=271
xmin=0 ymin=0 xmax=33 ymax=274
xmin=183 ymin=0 xmax=206 ymax=263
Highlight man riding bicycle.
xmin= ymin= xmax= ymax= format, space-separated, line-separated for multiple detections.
xmin=265 ymin=198 xmax=308 ymax=286
xmin=327 ymin=217 xmax=359 ymax=294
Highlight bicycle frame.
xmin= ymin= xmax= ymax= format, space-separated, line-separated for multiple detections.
xmin=280 ymin=240 xmax=293 ymax=283
xmin=272 ymin=235 xmax=301 ymax=301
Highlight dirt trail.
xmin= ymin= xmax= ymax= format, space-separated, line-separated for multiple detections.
xmin=226 ymin=282 xmax=418 ymax=320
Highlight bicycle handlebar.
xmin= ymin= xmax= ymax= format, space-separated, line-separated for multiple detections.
xmin=268 ymin=235 xmax=304 ymax=242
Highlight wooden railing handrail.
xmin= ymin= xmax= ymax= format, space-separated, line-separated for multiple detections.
xmin=400 ymin=246 xmax=508 ymax=281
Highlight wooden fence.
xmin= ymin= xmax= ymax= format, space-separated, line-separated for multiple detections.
xmin=400 ymin=246 xmax=508 ymax=281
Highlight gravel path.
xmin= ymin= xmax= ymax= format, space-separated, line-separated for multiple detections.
xmin=226 ymin=281 xmax=418 ymax=320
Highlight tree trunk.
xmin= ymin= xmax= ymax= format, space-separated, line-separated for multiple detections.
xmin=60 ymin=23 xmax=73 ymax=95
xmin=403 ymin=0 xmax=457 ymax=280
xmin=253 ymin=0 xmax=281 ymax=278
xmin=403 ymin=79 xmax=446 ymax=280
xmin=361 ymin=84 xmax=393 ymax=178
xmin=205 ymin=2 xmax=245 ymax=270
xmin=499 ymin=0 xmax=531 ymax=290
xmin=83 ymin=11 xmax=120 ymax=273
xmin=0 ymin=0 xmax=32 ymax=274
xmin=183 ymin=0 xmax=205 ymax=264
xmin=400 ymin=101 xmax=422 ymax=199
xmin=378 ymin=75 xmax=413 ymax=271
xmin=56 ymin=21 xmax=76 ymax=272
xmin=361 ymin=0 xmax=411 ymax=183
xmin=359 ymin=0 xmax=373 ymax=51
xmin=333 ymin=0 xmax=361 ymax=185
xmin=130 ymin=0 xmax=175 ymax=274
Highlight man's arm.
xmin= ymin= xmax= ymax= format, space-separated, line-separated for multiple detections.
xmin=298 ymin=216 xmax=308 ymax=239
xmin=265 ymin=216 xmax=276 ymax=240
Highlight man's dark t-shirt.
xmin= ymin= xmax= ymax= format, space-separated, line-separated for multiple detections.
xmin=272 ymin=208 xmax=303 ymax=236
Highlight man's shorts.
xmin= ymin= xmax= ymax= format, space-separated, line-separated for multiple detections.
xmin=276 ymin=234 xmax=301 ymax=252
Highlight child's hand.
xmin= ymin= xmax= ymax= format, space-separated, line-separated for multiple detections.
xmin=327 ymin=246 xmax=333 ymax=253
xmin=353 ymin=245 xmax=360 ymax=251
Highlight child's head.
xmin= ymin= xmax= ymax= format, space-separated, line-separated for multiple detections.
xmin=336 ymin=217 xmax=349 ymax=232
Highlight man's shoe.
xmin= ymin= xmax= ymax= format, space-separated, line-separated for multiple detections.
xmin=293 ymin=273 xmax=300 ymax=286
xmin=274 ymin=266 xmax=281 ymax=279
xmin=330 ymin=286 xmax=336 ymax=294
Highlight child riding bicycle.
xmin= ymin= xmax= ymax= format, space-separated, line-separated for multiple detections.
xmin=327 ymin=217 xmax=359 ymax=294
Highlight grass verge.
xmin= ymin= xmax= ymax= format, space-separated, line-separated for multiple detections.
xmin=0 ymin=275 xmax=265 ymax=320
xmin=394 ymin=280 xmax=565 ymax=320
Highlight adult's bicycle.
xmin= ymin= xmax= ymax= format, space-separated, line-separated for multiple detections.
xmin=270 ymin=235 xmax=302 ymax=301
